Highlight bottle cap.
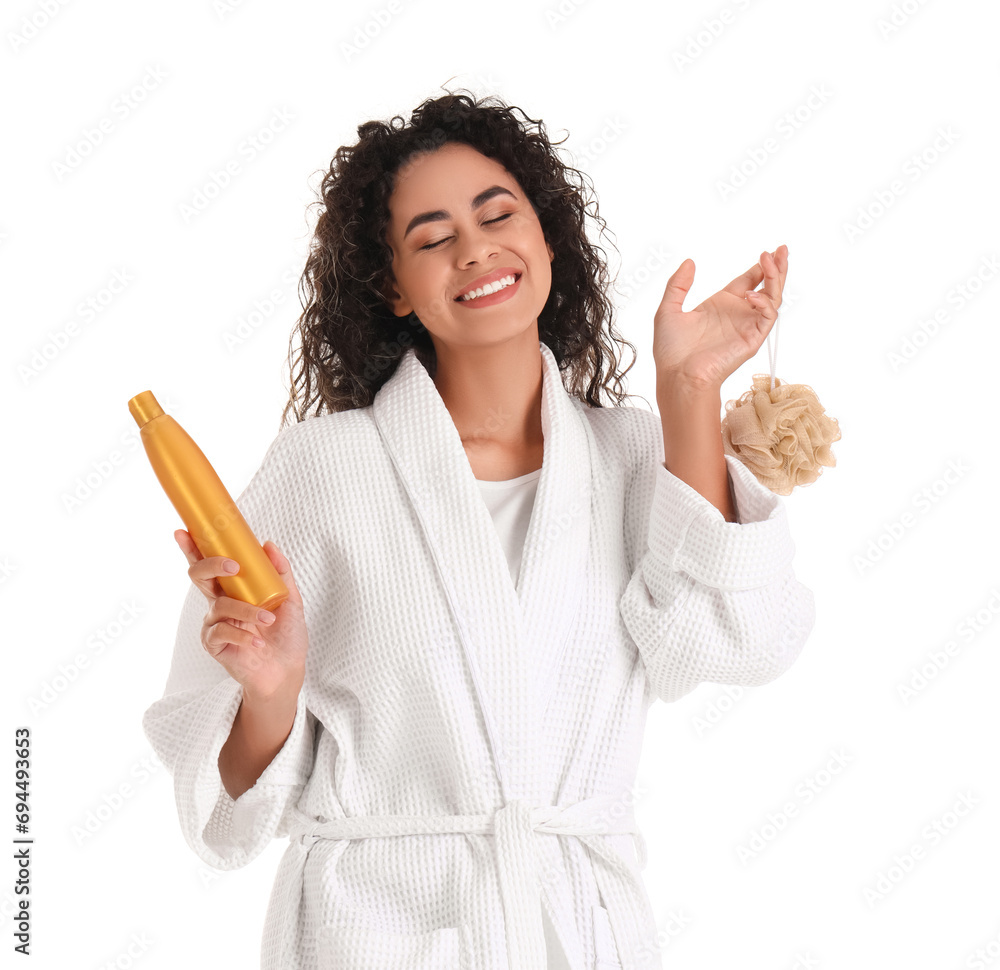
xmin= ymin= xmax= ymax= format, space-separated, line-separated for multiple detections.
xmin=128 ymin=391 xmax=164 ymax=428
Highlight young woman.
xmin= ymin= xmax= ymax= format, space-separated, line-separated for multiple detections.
xmin=143 ymin=90 xmax=815 ymax=970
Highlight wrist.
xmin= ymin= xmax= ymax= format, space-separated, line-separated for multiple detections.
xmin=656 ymin=370 xmax=721 ymax=401
xmin=242 ymin=675 xmax=303 ymax=709
xmin=656 ymin=382 xmax=722 ymax=415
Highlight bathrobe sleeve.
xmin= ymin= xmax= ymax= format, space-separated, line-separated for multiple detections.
xmin=619 ymin=411 xmax=816 ymax=704
xmin=141 ymin=430 xmax=317 ymax=870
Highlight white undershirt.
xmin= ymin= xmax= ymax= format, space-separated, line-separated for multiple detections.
xmin=475 ymin=468 xmax=542 ymax=591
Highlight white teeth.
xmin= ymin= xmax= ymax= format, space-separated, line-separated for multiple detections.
xmin=459 ymin=274 xmax=516 ymax=301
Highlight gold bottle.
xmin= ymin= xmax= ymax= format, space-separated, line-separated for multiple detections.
xmin=127 ymin=391 xmax=288 ymax=613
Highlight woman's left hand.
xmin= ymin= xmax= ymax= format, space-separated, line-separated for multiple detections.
xmin=652 ymin=244 xmax=788 ymax=392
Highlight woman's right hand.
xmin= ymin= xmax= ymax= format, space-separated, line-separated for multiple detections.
xmin=174 ymin=530 xmax=309 ymax=702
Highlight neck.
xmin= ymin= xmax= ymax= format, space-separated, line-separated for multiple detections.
xmin=430 ymin=331 xmax=544 ymax=453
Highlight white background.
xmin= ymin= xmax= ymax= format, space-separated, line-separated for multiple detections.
xmin=4 ymin=0 xmax=999 ymax=967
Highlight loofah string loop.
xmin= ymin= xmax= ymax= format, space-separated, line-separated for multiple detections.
xmin=721 ymin=314 xmax=841 ymax=495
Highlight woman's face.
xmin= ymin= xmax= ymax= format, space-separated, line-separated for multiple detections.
xmin=382 ymin=141 xmax=554 ymax=352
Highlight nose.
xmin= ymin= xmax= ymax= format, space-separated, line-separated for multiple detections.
xmin=454 ymin=221 xmax=500 ymax=266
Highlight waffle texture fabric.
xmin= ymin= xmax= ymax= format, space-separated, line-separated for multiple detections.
xmin=475 ymin=469 xmax=561 ymax=966
xmin=142 ymin=340 xmax=816 ymax=970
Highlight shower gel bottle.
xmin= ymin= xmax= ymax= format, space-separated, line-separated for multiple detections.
xmin=127 ymin=391 xmax=289 ymax=613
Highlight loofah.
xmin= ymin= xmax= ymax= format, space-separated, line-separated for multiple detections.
xmin=720 ymin=315 xmax=841 ymax=495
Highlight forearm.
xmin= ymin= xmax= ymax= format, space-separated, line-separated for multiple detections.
xmin=218 ymin=684 xmax=300 ymax=801
xmin=656 ymin=380 xmax=736 ymax=523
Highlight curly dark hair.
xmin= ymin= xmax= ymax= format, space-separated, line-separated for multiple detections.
xmin=279 ymin=86 xmax=644 ymax=429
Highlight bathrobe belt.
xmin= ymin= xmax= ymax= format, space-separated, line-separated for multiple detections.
xmin=272 ymin=794 xmax=650 ymax=969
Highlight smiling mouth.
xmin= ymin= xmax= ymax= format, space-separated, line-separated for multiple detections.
xmin=454 ymin=273 xmax=522 ymax=302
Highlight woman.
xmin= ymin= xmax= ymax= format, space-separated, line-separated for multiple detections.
xmin=143 ymin=89 xmax=815 ymax=970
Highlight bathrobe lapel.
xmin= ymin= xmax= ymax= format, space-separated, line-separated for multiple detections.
xmin=371 ymin=340 xmax=594 ymax=800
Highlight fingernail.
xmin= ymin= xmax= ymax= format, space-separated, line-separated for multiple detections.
xmin=257 ymin=610 xmax=275 ymax=624
xmin=252 ymin=636 xmax=265 ymax=647
xmin=223 ymin=560 xmax=239 ymax=574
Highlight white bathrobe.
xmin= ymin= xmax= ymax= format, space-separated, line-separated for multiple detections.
xmin=142 ymin=340 xmax=816 ymax=970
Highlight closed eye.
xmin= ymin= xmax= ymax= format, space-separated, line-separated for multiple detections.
xmin=419 ymin=214 xmax=512 ymax=251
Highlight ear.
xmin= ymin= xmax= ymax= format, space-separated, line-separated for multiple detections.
xmin=546 ymin=239 xmax=554 ymax=262
xmin=381 ymin=276 xmax=412 ymax=317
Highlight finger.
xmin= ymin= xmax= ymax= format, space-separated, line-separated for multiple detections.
xmin=770 ymin=247 xmax=787 ymax=304
xmin=262 ymin=540 xmax=303 ymax=608
xmin=186 ymin=556 xmax=241 ymax=606
xmin=767 ymin=244 xmax=789 ymax=304
xmin=722 ymin=260 xmax=765 ymax=299
xmin=176 ymin=531 xmax=226 ymax=602
xmin=190 ymin=554 xmax=241 ymax=583
xmin=744 ymin=290 xmax=779 ymax=332
xmin=774 ymin=243 xmax=789 ymax=282
xmin=210 ymin=594 xmax=275 ymax=631
xmin=204 ymin=620 xmax=265 ymax=660
xmin=758 ymin=250 xmax=783 ymax=307
xmin=658 ymin=258 xmax=696 ymax=314
xmin=174 ymin=529 xmax=203 ymax=565
xmin=722 ymin=244 xmax=789 ymax=301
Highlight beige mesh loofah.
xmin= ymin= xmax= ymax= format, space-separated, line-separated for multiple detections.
xmin=720 ymin=314 xmax=840 ymax=495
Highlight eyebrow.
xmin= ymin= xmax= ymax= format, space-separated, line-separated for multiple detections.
xmin=403 ymin=185 xmax=516 ymax=240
